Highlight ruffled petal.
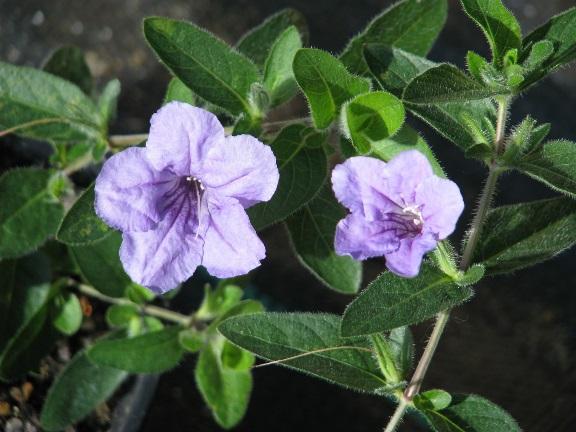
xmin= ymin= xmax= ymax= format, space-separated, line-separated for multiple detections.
xmin=384 ymin=232 xmax=438 ymax=278
xmin=200 ymin=134 xmax=279 ymax=208
xmin=95 ymin=147 xmax=177 ymax=232
xmin=201 ymin=201 xmax=265 ymax=278
xmin=119 ymin=195 xmax=205 ymax=293
xmin=331 ymin=156 xmax=400 ymax=220
xmin=335 ymin=213 xmax=401 ymax=260
xmin=385 ymin=150 xmax=434 ymax=205
xmin=416 ymin=176 xmax=464 ymax=239
xmin=146 ymin=102 xmax=225 ymax=176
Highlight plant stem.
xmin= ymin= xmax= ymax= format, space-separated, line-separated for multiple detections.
xmin=382 ymin=98 xmax=510 ymax=431
xmin=77 ymin=284 xmax=192 ymax=326
xmin=108 ymin=134 xmax=149 ymax=147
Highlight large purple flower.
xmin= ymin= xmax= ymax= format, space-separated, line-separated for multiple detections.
xmin=332 ymin=150 xmax=464 ymax=277
xmin=95 ymin=102 xmax=279 ymax=293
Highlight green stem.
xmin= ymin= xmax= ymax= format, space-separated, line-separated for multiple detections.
xmin=382 ymin=98 xmax=510 ymax=432
xmin=108 ymin=134 xmax=149 ymax=148
xmin=77 ymin=284 xmax=192 ymax=326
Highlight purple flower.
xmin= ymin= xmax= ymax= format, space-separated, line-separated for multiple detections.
xmin=95 ymin=102 xmax=279 ymax=293
xmin=331 ymin=150 xmax=464 ymax=277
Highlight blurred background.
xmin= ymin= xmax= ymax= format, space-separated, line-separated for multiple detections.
xmin=1 ymin=0 xmax=575 ymax=430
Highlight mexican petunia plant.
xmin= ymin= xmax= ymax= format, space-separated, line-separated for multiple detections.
xmin=1 ymin=0 xmax=576 ymax=431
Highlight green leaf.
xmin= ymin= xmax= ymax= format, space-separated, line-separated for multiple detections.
xmin=0 ymin=61 xmax=103 ymax=143
xmin=466 ymin=51 xmax=490 ymax=82
xmin=403 ymin=64 xmax=505 ymax=104
xmin=285 ymin=185 xmax=362 ymax=294
xmin=219 ymin=312 xmax=388 ymax=393
xmin=40 ymin=344 xmax=127 ymax=431
xmin=163 ymin=77 xmax=196 ymax=105
xmin=521 ymin=7 xmax=576 ymax=87
xmin=263 ymin=26 xmax=302 ymax=107
xmin=456 ymin=264 xmax=485 ymax=287
xmin=197 ymin=283 xmax=244 ymax=320
xmin=388 ymin=326 xmax=414 ymax=379
xmin=515 ymin=140 xmax=576 ymax=198
xmin=87 ymin=326 xmax=184 ymax=373
xmin=248 ymin=124 xmax=328 ymax=230
xmin=460 ymin=0 xmax=522 ymax=66
xmin=237 ymin=8 xmax=308 ymax=68
xmin=293 ymin=48 xmax=371 ymax=129
xmin=341 ymin=264 xmax=472 ymax=336
xmin=0 ymin=168 xmax=65 ymax=259
xmin=424 ymin=394 xmax=520 ymax=432
xmin=414 ymin=389 xmax=452 ymax=411
xmin=70 ymin=231 xmax=131 ymax=297
xmin=178 ymin=328 xmax=205 ymax=353
xmin=52 ymin=292 xmax=83 ymax=336
xmin=341 ymin=91 xmax=405 ymax=154
xmin=57 ymin=183 xmax=112 ymax=246
xmin=195 ymin=339 xmax=253 ymax=429
xmin=340 ymin=0 xmax=447 ymax=75
xmin=97 ymin=79 xmax=121 ymax=125
xmin=369 ymin=124 xmax=446 ymax=177
xmin=475 ymin=197 xmax=576 ymax=274
xmin=522 ymin=40 xmax=554 ymax=72
xmin=43 ymin=45 xmax=93 ymax=95
xmin=105 ymin=304 xmax=139 ymax=328
xmin=144 ymin=17 xmax=259 ymax=116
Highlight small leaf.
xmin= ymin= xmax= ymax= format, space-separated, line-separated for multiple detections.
xmin=125 ymin=282 xmax=156 ymax=304
xmin=197 ymin=283 xmax=244 ymax=320
xmin=341 ymin=264 xmax=472 ymax=336
xmin=460 ymin=0 xmax=522 ymax=66
xmin=52 ymin=292 xmax=83 ymax=336
xmin=285 ymin=185 xmax=362 ymax=294
xmin=248 ymin=124 xmax=328 ymax=230
xmin=178 ymin=328 xmax=205 ymax=353
xmin=414 ymin=389 xmax=452 ymax=411
xmin=144 ymin=17 xmax=259 ymax=116
xmin=163 ymin=77 xmax=195 ymax=105
xmin=57 ymin=183 xmax=112 ymax=246
xmin=340 ymin=0 xmax=447 ymax=75
xmin=293 ymin=48 xmax=371 ymax=129
xmin=237 ymin=8 xmax=308 ymax=68
xmin=263 ymin=26 xmax=302 ymax=107
xmin=424 ymin=394 xmax=520 ymax=432
xmin=219 ymin=312 xmax=388 ymax=393
xmin=403 ymin=64 xmax=505 ymax=104
xmin=456 ymin=264 xmax=485 ymax=287
xmin=42 ymin=45 xmax=93 ymax=95
xmin=475 ymin=197 xmax=576 ymax=274
xmin=341 ymin=91 xmax=405 ymax=154
xmin=0 ymin=168 xmax=65 ymax=259
xmin=70 ymin=231 xmax=131 ymax=297
xmin=466 ymin=51 xmax=490 ymax=82
xmin=515 ymin=140 xmax=576 ymax=198
xmin=105 ymin=304 xmax=139 ymax=328
xmin=40 ymin=347 xmax=127 ymax=431
xmin=388 ymin=326 xmax=414 ymax=379
xmin=221 ymin=340 xmax=255 ymax=371
xmin=97 ymin=79 xmax=121 ymax=125
xmin=522 ymin=40 xmax=554 ymax=72
xmin=87 ymin=326 xmax=184 ymax=373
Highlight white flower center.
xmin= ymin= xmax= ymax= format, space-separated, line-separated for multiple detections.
xmin=402 ymin=205 xmax=424 ymax=228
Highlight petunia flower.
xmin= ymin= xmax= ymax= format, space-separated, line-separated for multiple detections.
xmin=95 ymin=102 xmax=279 ymax=293
xmin=331 ymin=150 xmax=464 ymax=277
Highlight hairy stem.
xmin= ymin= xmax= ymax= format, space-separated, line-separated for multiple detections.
xmin=382 ymin=98 xmax=510 ymax=432
xmin=77 ymin=284 xmax=192 ymax=326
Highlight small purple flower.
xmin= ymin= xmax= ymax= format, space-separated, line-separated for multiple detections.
xmin=332 ymin=150 xmax=464 ymax=277
xmin=95 ymin=102 xmax=279 ymax=293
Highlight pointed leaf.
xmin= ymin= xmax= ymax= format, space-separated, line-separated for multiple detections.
xmin=163 ymin=77 xmax=195 ymax=105
xmin=42 ymin=45 xmax=93 ymax=95
xmin=388 ymin=326 xmax=414 ymax=378
xmin=98 ymin=79 xmax=121 ymax=125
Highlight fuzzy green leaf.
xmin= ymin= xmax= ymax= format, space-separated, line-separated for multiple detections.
xmin=43 ymin=45 xmax=93 ymax=95
xmin=414 ymin=389 xmax=452 ymax=411
xmin=163 ymin=77 xmax=195 ymax=105
xmin=285 ymin=185 xmax=362 ymax=294
xmin=388 ymin=326 xmax=414 ymax=379
xmin=144 ymin=17 xmax=259 ymax=116
xmin=293 ymin=48 xmax=370 ymax=129
xmin=248 ymin=124 xmax=328 ymax=230
xmin=97 ymin=79 xmax=121 ymax=125
xmin=52 ymin=292 xmax=83 ymax=336
xmin=340 ymin=0 xmax=447 ymax=75
xmin=341 ymin=264 xmax=472 ymax=336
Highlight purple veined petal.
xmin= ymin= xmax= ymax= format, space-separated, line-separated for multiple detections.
xmin=334 ymin=213 xmax=401 ymax=260
xmin=146 ymin=102 xmax=225 ymax=176
xmin=201 ymin=201 xmax=266 ymax=278
xmin=95 ymin=147 xmax=178 ymax=232
xmin=199 ymin=134 xmax=279 ymax=208
xmin=384 ymin=150 xmax=435 ymax=205
xmin=384 ymin=232 xmax=438 ymax=278
xmin=416 ymin=176 xmax=465 ymax=239
xmin=332 ymin=156 xmax=400 ymax=220
xmin=119 ymin=190 xmax=206 ymax=293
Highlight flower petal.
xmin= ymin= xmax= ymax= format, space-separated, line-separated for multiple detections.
xmin=416 ymin=176 xmax=464 ymax=239
xmin=384 ymin=233 xmax=438 ymax=278
xmin=95 ymin=147 xmax=177 ymax=232
xmin=200 ymin=134 xmax=279 ymax=208
xmin=146 ymin=102 xmax=225 ymax=176
xmin=201 ymin=202 xmax=266 ymax=278
xmin=385 ymin=150 xmax=434 ymax=205
xmin=331 ymin=156 xmax=400 ymax=220
xmin=119 ymin=196 xmax=205 ymax=293
xmin=335 ymin=213 xmax=401 ymax=260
